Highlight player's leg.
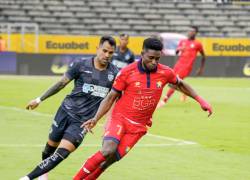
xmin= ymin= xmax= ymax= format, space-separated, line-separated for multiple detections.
xmin=84 ymin=132 xmax=146 ymax=180
xmin=83 ymin=122 xmax=147 ymax=180
xmin=20 ymin=109 xmax=85 ymax=180
xmin=38 ymin=140 xmax=59 ymax=180
xmin=177 ymin=70 xmax=190 ymax=102
xmin=73 ymin=118 xmax=124 ymax=180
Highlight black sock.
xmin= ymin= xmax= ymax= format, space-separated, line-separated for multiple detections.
xmin=27 ymin=148 xmax=70 ymax=179
xmin=42 ymin=143 xmax=57 ymax=160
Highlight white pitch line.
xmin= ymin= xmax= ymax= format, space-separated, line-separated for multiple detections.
xmin=146 ymin=133 xmax=197 ymax=145
xmin=0 ymin=105 xmax=197 ymax=145
xmin=0 ymin=106 xmax=53 ymax=117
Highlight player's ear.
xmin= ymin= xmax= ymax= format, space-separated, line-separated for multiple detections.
xmin=141 ymin=50 xmax=144 ymax=56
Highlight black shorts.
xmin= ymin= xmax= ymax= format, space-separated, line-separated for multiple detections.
xmin=49 ymin=106 xmax=86 ymax=148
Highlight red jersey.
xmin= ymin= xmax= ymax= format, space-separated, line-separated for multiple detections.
xmin=175 ymin=39 xmax=204 ymax=70
xmin=112 ymin=60 xmax=178 ymax=126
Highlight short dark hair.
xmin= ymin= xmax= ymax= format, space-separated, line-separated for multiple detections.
xmin=119 ymin=33 xmax=129 ymax=38
xmin=99 ymin=35 xmax=116 ymax=48
xmin=191 ymin=26 xmax=199 ymax=33
xmin=143 ymin=38 xmax=163 ymax=51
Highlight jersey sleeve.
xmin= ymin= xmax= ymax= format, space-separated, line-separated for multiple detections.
xmin=167 ymin=68 xmax=179 ymax=85
xmin=112 ymin=70 xmax=127 ymax=92
xmin=65 ymin=61 xmax=81 ymax=80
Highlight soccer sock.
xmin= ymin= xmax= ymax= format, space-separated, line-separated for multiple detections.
xmin=73 ymin=151 xmax=106 ymax=180
xmin=27 ymin=148 xmax=70 ymax=179
xmin=42 ymin=143 xmax=57 ymax=160
xmin=165 ymin=88 xmax=175 ymax=101
xmin=84 ymin=167 xmax=104 ymax=180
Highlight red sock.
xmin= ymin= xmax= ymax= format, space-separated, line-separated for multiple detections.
xmin=85 ymin=167 xmax=104 ymax=180
xmin=73 ymin=151 xmax=105 ymax=180
xmin=165 ymin=88 xmax=175 ymax=101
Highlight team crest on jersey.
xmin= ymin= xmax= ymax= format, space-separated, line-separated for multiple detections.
xmin=125 ymin=54 xmax=130 ymax=60
xmin=156 ymin=81 xmax=162 ymax=88
xmin=191 ymin=43 xmax=195 ymax=48
xmin=108 ymin=74 xmax=114 ymax=81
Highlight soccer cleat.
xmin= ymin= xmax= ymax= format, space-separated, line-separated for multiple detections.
xmin=38 ymin=173 xmax=48 ymax=180
xmin=19 ymin=176 xmax=30 ymax=180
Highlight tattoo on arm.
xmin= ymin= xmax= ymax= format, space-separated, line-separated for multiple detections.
xmin=40 ymin=75 xmax=71 ymax=101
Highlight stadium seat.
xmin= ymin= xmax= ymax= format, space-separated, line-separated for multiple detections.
xmin=1 ymin=0 xmax=250 ymax=37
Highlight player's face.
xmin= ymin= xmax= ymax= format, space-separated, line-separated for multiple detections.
xmin=187 ymin=28 xmax=197 ymax=39
xmin=119 ymin=36 xmax=129 ymax=48
xmin=142 ymin=49 xmax=161 ymax=71
xmin=96 ymin=41 xmax=115 ymax=66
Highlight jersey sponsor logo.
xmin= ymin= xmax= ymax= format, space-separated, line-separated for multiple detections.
xmin=82 ymin=83 xmax=109 ymax=98
xmin=190 ymin=43 xmax=195 ymax=48
xmin=132 ymin=95 xmax=156 ymax=110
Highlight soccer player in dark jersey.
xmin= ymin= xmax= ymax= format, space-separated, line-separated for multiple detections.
xmin=73 ymin=37 xmax=212 ymax=180
xmin=19 ymin=36 xmax=119 ymax=180
xmin=157 ymin=26 xmax=206 ymax=107
xmin=111 ymin=33 xmax=135 ymax=70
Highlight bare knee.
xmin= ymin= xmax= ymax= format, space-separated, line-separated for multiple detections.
xmin=101 ymin=140 xmax=118 ymax=158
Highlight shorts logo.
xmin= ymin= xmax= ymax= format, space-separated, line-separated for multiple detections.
xmin=125 ymin=146 xmax=131 ymax=153
xmin=52 ymin=120 xmax=58 ymax=127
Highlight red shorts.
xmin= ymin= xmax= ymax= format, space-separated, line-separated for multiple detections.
xmin=173 ymin=65 xmax=192 ymax=79
xmin=104 ymin=113 xmax=147 ymax=159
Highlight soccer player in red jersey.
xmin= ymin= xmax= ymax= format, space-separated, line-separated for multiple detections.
xmin=158 ymin=26 xmax=206 ymax=107
xmin=73 ymin=37 xmax=212 ymax=180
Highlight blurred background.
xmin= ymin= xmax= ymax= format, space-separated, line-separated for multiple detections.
xmin=0 ymin=0 xmax=250 ymax=77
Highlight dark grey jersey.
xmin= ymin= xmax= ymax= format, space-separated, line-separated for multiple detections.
xmin=61 ymin=57 xmax=118 ymax=122
xmin=111 ymin=47 xmax=135 ymax=70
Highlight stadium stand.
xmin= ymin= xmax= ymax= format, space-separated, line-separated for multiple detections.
xmin=0 ymin=0 xmax=249 ymax=36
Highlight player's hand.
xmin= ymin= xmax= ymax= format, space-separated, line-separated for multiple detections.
xmin=26 ymin=98 xmax=41 ymax=110
xmin=195 ymin=96 xmax=213 ymax=117
xmin=81 ymin=118 xmax=97 ymax=134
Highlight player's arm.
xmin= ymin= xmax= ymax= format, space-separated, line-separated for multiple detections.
xmin=81 ymin=89 xmax=120 ymax=132
xmin=175 ymin=40 xmax=184 ymax=55
xmin=26 ymin=74 xmax=71 ymax=110
xmin=171 ymin=79 xmax=212 ymax=116
xmin=196 ymin=47 xmax=206 ymax=76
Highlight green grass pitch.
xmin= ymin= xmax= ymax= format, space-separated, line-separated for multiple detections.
xmin=0 ymin=75 xmax=250 ymax=180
